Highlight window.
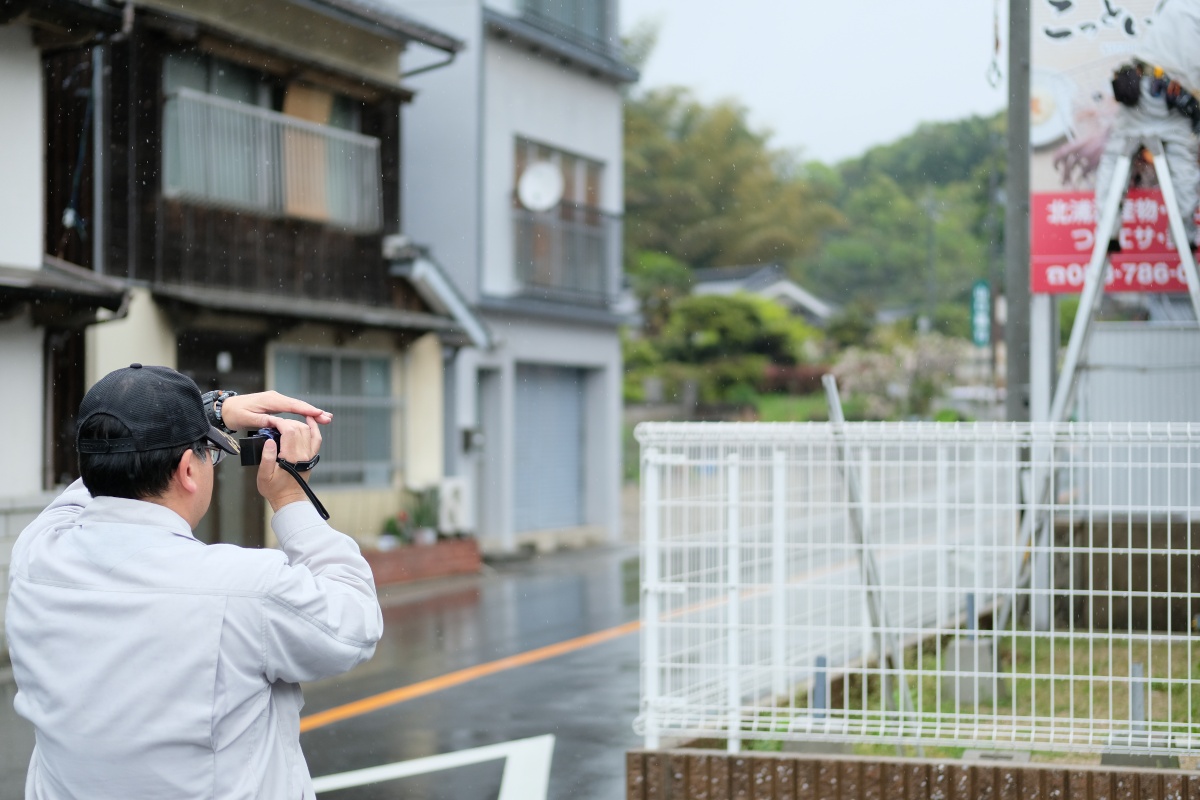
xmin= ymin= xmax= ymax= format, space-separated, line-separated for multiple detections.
xmin=513 ymin=138 xmax=610 ymax=301
xmin=273 ymin=351 xmax=400 ymax=487
xmin=163 ymin=53 xmax=271 ymax=211
xmin=161 ymin=53 xmax=381 ymax=231
xmin=522 ymin=0 xmax=609 ymax=51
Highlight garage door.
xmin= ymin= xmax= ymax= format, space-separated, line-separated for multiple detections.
xmin=515 ymin=365 xmax=585 ymax=532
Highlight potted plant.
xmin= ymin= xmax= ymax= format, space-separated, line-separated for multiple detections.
xmin=379 ymin=509 xmax=410 ymax=550
xmin=409 ymin=487 xmax=439 ymax=546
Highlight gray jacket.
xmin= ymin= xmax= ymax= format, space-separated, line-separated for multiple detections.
xmin=4 ymin=480 xmax=383 ymax=799
xmin=1140 ymin=0 xmax=1200 ymax=96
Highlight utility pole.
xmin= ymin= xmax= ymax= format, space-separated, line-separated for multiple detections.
xmin=1005 ymin=0 xmax=1031 ymax=421
xmin=987 ymin=133 xmax=1002 ymax=395
xmin=922 ymin=190 xmax=937 ymax=334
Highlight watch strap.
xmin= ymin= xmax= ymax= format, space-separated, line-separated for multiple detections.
xmin=282 ymin=453 xmax=320 ymax=472
xmin=201 ymin=390 xmax=238 ymax=433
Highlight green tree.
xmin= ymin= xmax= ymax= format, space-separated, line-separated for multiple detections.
xmin=627 ymin=250 xmax=693 ymax=336
xmin=826 ymin=300 xmax=876 ymax=350
xmin=800 ymin=113 xmax=1003 ymax=313
xmin=659 ymin=294 xmax=815 ymax=366
xmin=624 ymin=88 xmax=842 ymax=270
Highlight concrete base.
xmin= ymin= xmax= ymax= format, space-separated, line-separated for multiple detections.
xmin=941 ymin=637 xmax=996 ymax=705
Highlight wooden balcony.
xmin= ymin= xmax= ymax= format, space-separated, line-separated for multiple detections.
xmin=153 ymin=89 xmax=399 ymax=307
xmin=163 ymin=89 xmax=382 ymax=232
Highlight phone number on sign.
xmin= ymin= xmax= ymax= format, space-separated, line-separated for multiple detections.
xmin=1038 ymin=261 xmax=1191 ymax=292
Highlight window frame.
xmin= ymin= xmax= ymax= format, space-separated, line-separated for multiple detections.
xmin=513 ymin=136 xmax=605 ymax=214
xmin=271 ymin=347 xmax=403 ymax=488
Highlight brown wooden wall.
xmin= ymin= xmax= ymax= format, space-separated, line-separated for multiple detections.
xmin=157 ymin=200 xmax=393 ymax=305
xmin=627 ymin=750 xmax=1200 ymax=800
xmin=59 ymin=25 xmax=408 ymax=309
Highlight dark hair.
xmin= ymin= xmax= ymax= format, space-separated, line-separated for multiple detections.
xmin=78 ymin=414 xmax=204 ymax=500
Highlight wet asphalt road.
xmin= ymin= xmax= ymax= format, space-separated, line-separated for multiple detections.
xmin=0 ymin=545 xmax=642 ymax=799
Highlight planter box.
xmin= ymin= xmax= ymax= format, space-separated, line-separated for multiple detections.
xmin=627 ymin=749 xmax=1199 ymax=800
xmin=363 ymin=538 xmax=481 ymax=586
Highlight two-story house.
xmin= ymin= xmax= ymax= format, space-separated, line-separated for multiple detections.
xmin=0 ymin=0 xmax=487 ymax=558
xmin=391 ymin=0 xmax=637 ymax=554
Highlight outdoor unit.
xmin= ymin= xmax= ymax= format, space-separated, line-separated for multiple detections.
xmin=439 ymin=477 xmax=474 ymax=535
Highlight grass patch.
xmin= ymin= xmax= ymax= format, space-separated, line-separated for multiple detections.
xmin=755 ymin=393 xmax=830 ymax=422
xmin=754 ymin=392 xmax=876 ymax=422
xmin=729 ymin=632 xmax=1200 ymax=756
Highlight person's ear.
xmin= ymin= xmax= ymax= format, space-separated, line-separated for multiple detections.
xmin=176 ymin=448 xmax=201 ymax=495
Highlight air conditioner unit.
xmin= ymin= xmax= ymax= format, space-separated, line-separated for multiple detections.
xmin=439 ymin=477 xmax=474 ymax=535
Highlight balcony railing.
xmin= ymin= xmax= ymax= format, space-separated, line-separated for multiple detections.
xmin=513 ymin=201 xmax=619 ymax=306
xmin=162 ymin=88 xmax=382 ymax=233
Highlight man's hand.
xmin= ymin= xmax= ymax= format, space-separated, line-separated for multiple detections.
xmin=256 ymin=416 xmax=323 ymax=512
xmin=217 ymin=391 xmax=333 ymax=432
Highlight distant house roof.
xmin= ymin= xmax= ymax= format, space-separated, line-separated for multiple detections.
xmin=483 ymin=7 xmax=638 ymax=84
xmin=692 ymin=263 xmax=835 ymax=323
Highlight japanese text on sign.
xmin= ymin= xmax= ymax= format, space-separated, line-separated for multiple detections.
xmin=1030 ymin=191 xmax=1194 ymax=294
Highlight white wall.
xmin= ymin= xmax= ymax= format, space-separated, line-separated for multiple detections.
xmin=390 ymin=0 xmax=485 ymax=301
xmin=455 ymin=315 xmax=622 ymax=551
xmin=0 ymin=25 xmax=44 ymax=270
xmin=0 ymin=315 xmax=46 ymax=497
xmin=85 ymin=289 xmax=178 ymax=386
xmin=405 ymin=333 xmax=445 ymax=488
xmin=480 ymin=38 xmax=624 ymax=296
xmin=1077 ymin=324 xmax=1200 ymax=422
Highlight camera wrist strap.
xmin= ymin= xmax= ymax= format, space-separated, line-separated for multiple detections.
xmin=276 ymin=459 xmax=330 ymax=520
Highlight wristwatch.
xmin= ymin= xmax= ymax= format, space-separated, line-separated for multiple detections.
xmin=201 ymin=390 xmax=238 ymax=433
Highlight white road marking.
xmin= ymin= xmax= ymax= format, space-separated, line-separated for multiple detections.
xmin=312 ymin=734 xmax=556 ymax=799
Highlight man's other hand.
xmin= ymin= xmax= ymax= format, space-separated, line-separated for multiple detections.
xmin=256 ymin=416 xmax=323 ymax=512
xmin=219 ymin=391 xmax=333 ymax=432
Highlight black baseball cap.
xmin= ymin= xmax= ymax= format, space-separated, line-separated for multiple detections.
xmin=76 ymin=363 xmax=240 ymax=456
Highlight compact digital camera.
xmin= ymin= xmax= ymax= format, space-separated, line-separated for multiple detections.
xmin=239 ymin=428 xmax=281 ymax=467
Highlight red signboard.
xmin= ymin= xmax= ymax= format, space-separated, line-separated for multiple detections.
xmin=1031 ymin=190 xmax=1194 ymax=294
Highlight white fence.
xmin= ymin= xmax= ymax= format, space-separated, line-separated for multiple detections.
xmin=636 ymin=422 xmax=1200 ymax=756
xmin=163 ymin=88 xmax=382 ymax=232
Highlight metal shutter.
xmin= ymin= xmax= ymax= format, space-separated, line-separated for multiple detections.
xmin=514 ymin=365 xmax=585 ymax=532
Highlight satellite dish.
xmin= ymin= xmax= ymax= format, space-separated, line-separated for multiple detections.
xmin=517 ymin=161 xmax=564 ymax=212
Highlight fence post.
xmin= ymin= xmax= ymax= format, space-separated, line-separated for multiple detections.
xmin=973 ymin=450 xmax=985 ymax=624
xmin=1131 ymin=662 xmax=1146 ymax=736
xmin=937 ymin=446 xmax=949 ymax=628
xmin=772 ymin=449 xmax=787 ymax=702
xmin=727 ymin=451 xmax=742 ymax=754
xmin=643 ymin=446 xmax=661 ymax=750
xmin=1030 ymin=440 xmax=1054 ymax=632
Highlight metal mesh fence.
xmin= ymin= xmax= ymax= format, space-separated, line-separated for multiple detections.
xmin=635 ymin=422 xmax=1200 ymax=756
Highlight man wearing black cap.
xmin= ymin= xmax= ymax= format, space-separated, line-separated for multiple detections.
xmin=4 ymin=364 xmax=383 ymax=799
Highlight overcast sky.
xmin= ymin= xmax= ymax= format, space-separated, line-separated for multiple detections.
xmin=619 ymin=0 xmax=1010 ymax=164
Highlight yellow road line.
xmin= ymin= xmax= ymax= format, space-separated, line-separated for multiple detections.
xmin=299 ymin=619 xmax=641 ymax=733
